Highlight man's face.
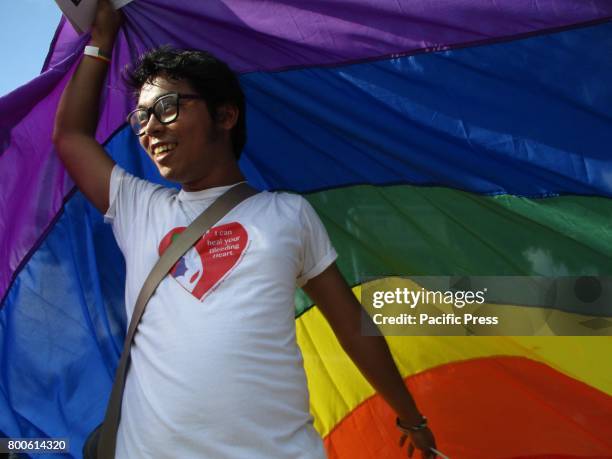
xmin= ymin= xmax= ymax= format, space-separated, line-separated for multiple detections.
xmin=137 ymin=76 xmax=233 ymax=190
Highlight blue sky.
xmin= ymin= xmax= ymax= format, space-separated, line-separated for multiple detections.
xmin=0 ymin=1 xmax=62 ymax=96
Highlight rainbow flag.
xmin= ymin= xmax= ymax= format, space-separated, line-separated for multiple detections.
xmin=1 ymin=1 xmax=611 ymax=457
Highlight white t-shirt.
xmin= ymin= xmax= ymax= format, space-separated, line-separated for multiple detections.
xmin=104 ymin=166 xmax=337 ymax=459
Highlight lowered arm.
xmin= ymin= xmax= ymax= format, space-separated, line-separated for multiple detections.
xmin=303 ymin=263 xmax=437 ymax=458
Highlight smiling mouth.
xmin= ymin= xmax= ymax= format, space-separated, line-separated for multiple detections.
xmin=152 ymin=143 xmax=178 ymax=159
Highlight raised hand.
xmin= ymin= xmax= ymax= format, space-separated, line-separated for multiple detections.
xmin=90 ymin=0 xmax=123 ymax=50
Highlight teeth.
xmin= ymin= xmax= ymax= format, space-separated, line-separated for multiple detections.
xmin=153 ymin=143 xmax=177 ymax=155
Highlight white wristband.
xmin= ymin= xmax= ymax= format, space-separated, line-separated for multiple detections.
xmin=84 ymin=45 xmax=111 ymax=63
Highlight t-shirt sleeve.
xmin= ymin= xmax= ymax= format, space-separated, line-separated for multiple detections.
xmin=296 ymin=197 xmax=338 ymax=287
xmin=103 ymin=165 xmax=165 ymax=254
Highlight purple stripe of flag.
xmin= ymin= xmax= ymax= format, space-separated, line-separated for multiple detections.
xmin=1 ymin=0 xmax=611 ymax=301
xmin=0 ymin=28 xmax=136 ymax=303
xmin=123 ymin=0 xmax=612 ymax=73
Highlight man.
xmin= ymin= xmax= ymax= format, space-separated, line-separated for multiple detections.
xmin=53 ymin=1 xmax=437 ymax=458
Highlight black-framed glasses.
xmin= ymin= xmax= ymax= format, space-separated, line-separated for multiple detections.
xmin=127 ymin=92 xmax=205 ymax=136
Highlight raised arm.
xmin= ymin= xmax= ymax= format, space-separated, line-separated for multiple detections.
xmin=303 ymin=263 xmax=437 ymax=458
xmin=53 ymin=0 xmax=122 ymax=214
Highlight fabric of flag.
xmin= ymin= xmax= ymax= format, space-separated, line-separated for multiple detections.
xmin=1 ymin=1 xmax=612 ymax=458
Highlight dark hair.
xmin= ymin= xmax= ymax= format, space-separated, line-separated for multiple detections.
xmin=126 ymin=47 xmax=246 ymax=159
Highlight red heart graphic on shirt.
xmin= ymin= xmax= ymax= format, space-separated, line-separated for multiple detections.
xmin=158 ymin=222 xmax=248 ymax=300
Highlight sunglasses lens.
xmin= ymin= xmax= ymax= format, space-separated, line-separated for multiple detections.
xmin=155 ymin=94 xmax=179 ymax=124
xmin=128 ymin=94 xmax=181 ymax=136
xmin=128 ymin=110 xmax=149 ymax=136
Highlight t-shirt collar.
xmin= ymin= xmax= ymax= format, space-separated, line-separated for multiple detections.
xmin=177 ymin=181 xmax=247 ymax=202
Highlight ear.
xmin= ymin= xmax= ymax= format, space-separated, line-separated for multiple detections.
xmin=216 ymin=104 xmax=239 ymax=131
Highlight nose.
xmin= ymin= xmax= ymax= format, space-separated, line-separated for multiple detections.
xmin=143 ymin=112 xmax=165 ymax=137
